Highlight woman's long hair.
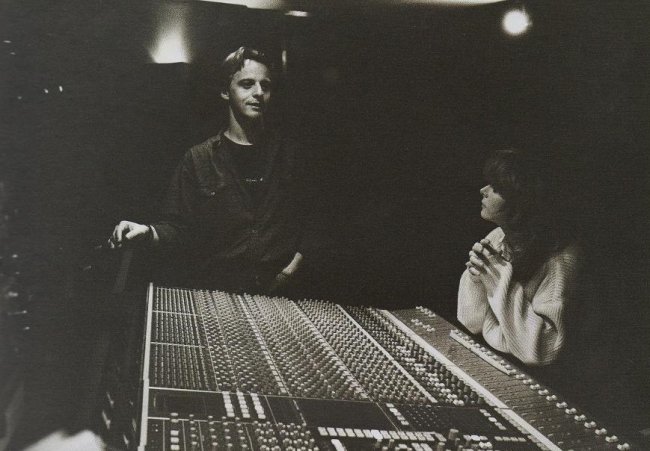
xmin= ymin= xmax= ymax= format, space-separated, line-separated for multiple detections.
xmin=483 ymin=149 xmax=574 ymax=280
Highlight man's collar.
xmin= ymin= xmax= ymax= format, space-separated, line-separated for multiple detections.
xmin=214 ymin=128 xmax=279 ymax=148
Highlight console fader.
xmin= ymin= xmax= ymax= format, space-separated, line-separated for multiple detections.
xmin=116 ymin=284 xmax=635 ymax=450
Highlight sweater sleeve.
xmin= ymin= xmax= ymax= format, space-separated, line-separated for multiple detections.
xmin=457 ymin=269 xmax=494 ymax=334
xmin=457 ymin=228 xmax=505 ymax=334
xmin=483 ymin=247 xmax=580 ymax=365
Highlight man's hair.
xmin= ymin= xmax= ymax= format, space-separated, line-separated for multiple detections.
xmin=219 ymin=46 xmax=273 ymax=92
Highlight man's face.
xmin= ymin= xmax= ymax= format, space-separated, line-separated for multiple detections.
xmin=221 ymin=59 xmax=272 ymax=121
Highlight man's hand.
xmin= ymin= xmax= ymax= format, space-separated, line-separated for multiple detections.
xmin=268 ymin=271 xmax=291 ymax=294
xmin=268 ymin=252 xmax=303 ymax=294
xmin=108 ymin=220 xmax=152 ymax=249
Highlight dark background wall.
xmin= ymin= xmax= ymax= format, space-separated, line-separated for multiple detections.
xmin=2 ymin=0 xmax=650 ymax=444
xmin=4 ymin=0 xmax=649 ymax=307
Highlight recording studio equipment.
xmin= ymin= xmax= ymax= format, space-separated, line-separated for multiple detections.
xmin=0 ymin=184 xmax=28 ymax=450
xmin=101 ymin=284 xmax=636 ymax=450
xmin=0 ymin=254 xmax=25 ymax=450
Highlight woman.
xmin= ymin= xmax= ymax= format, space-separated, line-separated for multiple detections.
xmin=457 ymin=148 xmax=580 ymax=366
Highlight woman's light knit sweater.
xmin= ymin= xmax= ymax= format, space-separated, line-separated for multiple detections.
xmin=457 ymin=227 xmax=580 ymax=366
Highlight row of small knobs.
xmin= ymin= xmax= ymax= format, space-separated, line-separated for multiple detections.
xmin=347 ymin=307 xmax=481 ymax=406
xmin=247 ymin=296 xmax=363 ymax=400
xmin=166 ymin=414 xmax=320 ymax=451
xmin=155 ymin=287 xmax=194 ymax=314
xmin=298 ymin=300 xmax=426 ymax=403
xmin=204 ymin=293 xmax=282 ymax=394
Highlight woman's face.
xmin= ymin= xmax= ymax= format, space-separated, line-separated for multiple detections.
xmin=480 ymin=184 xmax=508 ymax=225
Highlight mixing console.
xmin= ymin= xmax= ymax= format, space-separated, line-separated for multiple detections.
xmin=113 ymin=285 xmax=636 ymax=451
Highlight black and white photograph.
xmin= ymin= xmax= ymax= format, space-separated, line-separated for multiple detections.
xmin=1 ymin=0 xmax=649 ymax=450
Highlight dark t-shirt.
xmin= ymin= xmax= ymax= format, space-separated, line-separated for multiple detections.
xmin=222 ymin=137 xmax=268 ymax=208
xmin=152 ymin=131 xmax=306 ymax=292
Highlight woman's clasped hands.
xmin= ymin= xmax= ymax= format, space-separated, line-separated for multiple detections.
xmin=465 ymin=238 xmax=510 ymax=296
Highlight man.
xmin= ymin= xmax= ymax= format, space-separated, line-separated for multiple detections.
xmin=109 ymin=47 xmax=305 ymax=294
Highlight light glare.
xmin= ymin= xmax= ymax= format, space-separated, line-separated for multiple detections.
xmin=152 ymin=29 xmax=188 ymax=64
xmin=394 ymin=0 xmax=505 ymax=4
xmin=502 ymin=9 xmax=531 ymax=36
xmin=197 ymin=0 xmax=288 ymax=8
xmin=149 ymin=3 xmax=190 ymax=64
xmin=285 ymin=10 xmax=309 ymax=17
